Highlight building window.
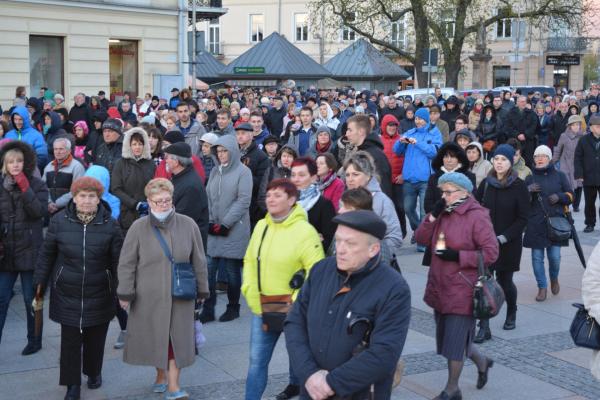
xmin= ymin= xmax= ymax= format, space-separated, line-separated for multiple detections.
xmin=496 ymin=8 xmax=512 ymax=38
xmin=250 ymin=14 xmax=264 ymax=43
xmin=390 ymin=14 xmax=406 ymax=49
xmin=342 ymin=12 xmax=356 ymax=41
xmin=442 ymin=10 xmax=455 ymax=38
xmin=295 ymin=13 xmax=309 ymax=42
xmin=493 ymin=65 xmax=511 ymax=87
xmin=209 ymin=18 xmax=220 ymax=54
xmin=29 ymin=35 xmax=64 ymax=96
xmin=109 ymin=39 xmax=138 ymax=103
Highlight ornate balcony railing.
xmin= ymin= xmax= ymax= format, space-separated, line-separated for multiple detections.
xmin=547 ymin=37 xmax=588 ymax=53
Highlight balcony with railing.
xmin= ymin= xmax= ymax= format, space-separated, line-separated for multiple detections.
xmin=188 ymin=0 xmax=226 ymax=21
xmin=547 ymin=37 xmax=589 ymax=53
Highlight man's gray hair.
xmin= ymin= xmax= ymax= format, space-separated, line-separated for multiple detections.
xmin=170 ymin=154 xmax=192 ymax=167
xmin=53 ymin=137 xmax=72 ymax=150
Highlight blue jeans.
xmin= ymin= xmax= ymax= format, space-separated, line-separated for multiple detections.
xmin=245 ymin=315 xmax=298 ymax=400
xmin=0 ymin=271 xmax=35 ymax=343
xmin=531 ymin=247 xmax=561 ymax=289
xmin=403 ymin=181 xmax=427 ymax=231
xmin=204 ymin=256 xmax=242 ymax=314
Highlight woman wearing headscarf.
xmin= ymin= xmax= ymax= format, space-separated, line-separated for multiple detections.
xmin=474 ymin=144 xmax=530 ymax=343
xmin=34 ymin=177 xmax=123 ymax=400
xmin=416 ymin=172 xmax=498 ymax=400
xmin=466 ymin=142 xmax=492 ymax=188
xmin=315 ymin=153 xmax=344 ymax=212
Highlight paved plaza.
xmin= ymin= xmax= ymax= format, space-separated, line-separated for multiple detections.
xmin=1 ymin=210 xmax=599 ymax=399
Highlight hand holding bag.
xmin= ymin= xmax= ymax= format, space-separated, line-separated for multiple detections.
xmin=256 ymin=226 xmax=293 ymax=333
xmin=570 ymin=303 xmax=600 ymax=350
xmin=472 ymin=252 xmax=505 ymax=319
xmin=537 ymin=193 xmax=571 ymax=242
xmin=153 ymin=226 xmax=197 ymax=300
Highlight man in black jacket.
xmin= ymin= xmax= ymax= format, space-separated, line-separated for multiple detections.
xmin=267 ymin=96 xmax=287 ymax=137
xmin=68 ymin=93 xmax=92 ymax=129
xmin=236 ymin=122 xmax=270 ymax=227
xmin=92 ymin=118 xmax=123 ymax=174
xmin=575 ymin=115 xmax=600 ymax=232
xmin=551 ymin=102 xmax=569 ymax=147
xmin=285 ymin=210 xmax=411 ymax=400
xmin=164 ymin=142 xmax=209 ymax=249
xmin=504 ymin=96 xmax=539 ymax=167
xmin=346 ymin=114 xmax=393 ymax=197
xmin=380 ymin=96 xmax=404 ymax=121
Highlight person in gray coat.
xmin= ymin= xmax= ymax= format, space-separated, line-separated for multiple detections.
xmin=344 ymin=151 xmax=403 ymax=269
xmin=200 ymin=134 xmax=252 ymax=323
xmin=552 ymin=115 xmax=584 ymax=212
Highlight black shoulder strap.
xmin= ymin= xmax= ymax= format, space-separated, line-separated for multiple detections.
xmin=256 ymin=225 xmax=269 ymax=294
xmin=152 ymin=226 xmax=174 ymax=263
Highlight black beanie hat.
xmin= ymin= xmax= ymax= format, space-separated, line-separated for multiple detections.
xmin=164 ymin=142 xmax=191 ymax=158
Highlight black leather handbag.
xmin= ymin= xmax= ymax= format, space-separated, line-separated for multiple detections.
xmin=537 ymin=194 xmax=571 ymax=242
xmin=570 ymin=303 xmax=600 ymax=350
xmin=472 ymin=252 xmax=505 ymax=319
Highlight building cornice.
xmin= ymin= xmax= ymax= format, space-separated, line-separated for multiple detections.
xmin=4 ymin=0 xmax=180 ymax=15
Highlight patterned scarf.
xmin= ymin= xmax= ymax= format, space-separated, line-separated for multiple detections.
xmin=445 ymin=196 xmax=468 ymax=213
xmin=77 ymin=210 xmax=97 ymax=225
xmin=298 ymin=183 xmax=320 ymax=212
xmin=318 ymin=172 xmax=337 ymax=192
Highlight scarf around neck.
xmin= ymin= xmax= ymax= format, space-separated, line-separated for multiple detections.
xmin=318 ymin=172 xmax=337 ymax=192
xmin=445 ymin=196 xmax=468 ymax=213
xmin=298 ymin=183 xmax=320 ymax=212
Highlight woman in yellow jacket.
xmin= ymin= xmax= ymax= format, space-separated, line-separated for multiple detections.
xmin=242 ymin=178 xmax=324 ymax=400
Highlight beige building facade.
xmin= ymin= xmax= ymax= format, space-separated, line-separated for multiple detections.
xmin=201 ymin=0 xmax=591 ymax=91
xmin=0 ymin=0 xmax=187 ymax=109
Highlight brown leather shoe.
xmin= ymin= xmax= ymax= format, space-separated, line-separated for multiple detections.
xmin=535 ymin=288 xmax=547 ymax=302
xmin=550 ymin=279 xmax=560 ymax=295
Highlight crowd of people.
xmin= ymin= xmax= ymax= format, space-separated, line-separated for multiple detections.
xmin=1 ymin=82 xmax=600 ymax=400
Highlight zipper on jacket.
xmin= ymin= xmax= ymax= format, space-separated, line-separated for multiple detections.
xmin=106 ymin=270 xmax=112 ymax=293
xmin=458 ymin=271 xmax=475 ymax=287
xmin=80 ymin=224 xmax=87 ymax=334
xmin=54 ymin=265 xmax=64 ymax=288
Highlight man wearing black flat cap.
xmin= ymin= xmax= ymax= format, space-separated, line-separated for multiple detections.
xmin=164 ymin=142 xmax=209 ymax=250
xmin=285 ymin=210 xmax=411 ymax=400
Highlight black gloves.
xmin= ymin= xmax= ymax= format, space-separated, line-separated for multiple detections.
xmin=435 ymin=247 xmax=459 ymax=262
xmin=208 ymin=223 xmax=230 ymax=236
xmin=548 ymin=193 xmax=559 ymax=205
xmin=431 ymin=199 xmax=447 ymax=218
xmin=289 ymin=270 xmax=306 ymax=290
xmin=527 ymin=183 xmax=541 ymax=193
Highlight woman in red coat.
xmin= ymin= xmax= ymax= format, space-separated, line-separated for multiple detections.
xmin=415 ymin=172 xmax=499 ymax=400
xmin=315 ymin=153 xmax=344 ymax=212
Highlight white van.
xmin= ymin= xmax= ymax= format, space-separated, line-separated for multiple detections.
xmin=394 ymin=87 xmax=456 ymax=100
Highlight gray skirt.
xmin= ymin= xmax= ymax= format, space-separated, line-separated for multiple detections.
xmin=434 ymin=312 xmax=476 ymax=361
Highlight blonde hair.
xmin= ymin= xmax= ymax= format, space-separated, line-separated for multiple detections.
xmin=144 ymin=178 xmax=174 ymax=199
xmin=2 ymin=149 xmax=24 ymax=176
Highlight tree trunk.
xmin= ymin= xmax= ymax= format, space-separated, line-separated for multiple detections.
xmin=411 ymin=0 xmax=429 ymax=88
xmin=444 ymin=41 xmax=464 ymax=89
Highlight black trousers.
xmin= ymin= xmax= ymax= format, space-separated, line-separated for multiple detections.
xmin=494 ymin=271 xmax=517 ymax=316
xmin=391 ymin=183 xmax=407 ymax=237
xmin=584 ymin=186 xmax=600 ymax=227
xmin=574 ymin=187 xmax=583 ymax=210
xmin=60 ymin=322 xmax=109 ymax=386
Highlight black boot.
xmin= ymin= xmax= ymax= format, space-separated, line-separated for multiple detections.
xmin=64 ymin=385 xmax=80 ymax=400
xmin=275 ymin=384 xmax=300 ymax=400
xmin=87 ymin=374 xmax=102 ymax=389
xmin=21 ymin=336 xmax=42 ymax=355
xmin=473 ymin=319 xmax=491 ymax=344
xmin=503 ymin=312 xmax=516 ymax=330
xmin=198 ymin=310 xmax=215 ymax=323
xmin=219 ymin=304 xmax=240 ymax=322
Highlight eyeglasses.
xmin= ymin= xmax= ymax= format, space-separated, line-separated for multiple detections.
xmin=440 ymin=189 xmax=461 ymax=196
xmin=150 ymin=198 xmax=172 ymax=206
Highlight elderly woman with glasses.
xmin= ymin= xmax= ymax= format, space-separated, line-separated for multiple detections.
xmin=415 ymin=172 xmax=499 ymax=400
xmin=117 ymin=178 xmax=209 ymax=400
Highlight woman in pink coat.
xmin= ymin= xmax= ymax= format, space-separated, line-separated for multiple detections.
xmin=415 ymin=172 xmax=499 ymax=400
xmin=315 ymin=153 xmax=344 ymax=212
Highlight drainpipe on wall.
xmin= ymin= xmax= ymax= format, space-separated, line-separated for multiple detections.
xmin=278 ymin=0 xmax=282 ymax=33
